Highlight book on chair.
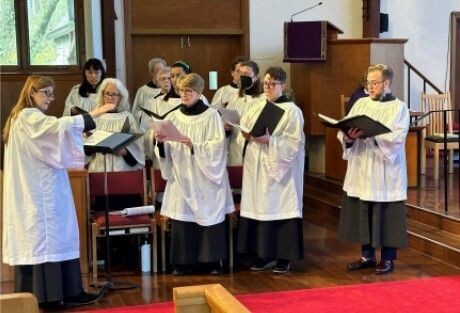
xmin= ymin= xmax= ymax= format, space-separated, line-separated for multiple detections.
xmin=318 ymin=113 xmax=391 ymax=138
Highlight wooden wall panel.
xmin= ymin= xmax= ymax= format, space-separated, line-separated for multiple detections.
xmin=131 ymin=0 xmax=242 ymax=29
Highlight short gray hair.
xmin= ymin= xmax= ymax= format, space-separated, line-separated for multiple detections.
xmin=148 ymin=58 xmax=167 ymax=74
xmin=96 ymin=78 xmax=130 ymax=112
xmin=177 ymin=73 xmax=205 ymax=94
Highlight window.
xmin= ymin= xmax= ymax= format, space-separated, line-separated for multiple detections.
xmin=0 ymin=0 xmax=84 ymax=70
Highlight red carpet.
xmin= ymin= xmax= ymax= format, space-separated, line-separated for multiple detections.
xmin=76 ymin=275 xmax=460 ymax=313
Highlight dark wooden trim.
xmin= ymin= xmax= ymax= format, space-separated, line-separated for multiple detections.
xmin=132 ymin=28 xmax=244 ymax=36
xmin=328 ymin=38 xmax=408 ymax=44
xmin=123 ymin=0 xmax=133 ymax=97
xmin=362 ymin=0 xmax=380 ymax=38
xmin=451 ymin=12 xmax=460 ymax=117
xmin=241 ymin=0 xmax=250 ymax=56
xmin=100 ymin=0 xmax=116 ymax=78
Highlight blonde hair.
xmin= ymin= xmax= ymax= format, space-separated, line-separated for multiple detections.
xmin=368 ymin=64 xmax=394 ymax=81
xmin=2 ymin=75 xmax=55 ymax=143
xmin=177 ymin=73 xmax=204 ymax=94
xmin=95 ymin=78 xmax=130 ymax=112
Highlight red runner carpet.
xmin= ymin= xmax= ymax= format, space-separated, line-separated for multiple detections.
xmin=76 ymin=275 xmax=460 ymax=313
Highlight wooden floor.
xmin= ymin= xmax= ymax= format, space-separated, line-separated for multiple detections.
xmin=2 ymin=206 xmax=458 ymax=312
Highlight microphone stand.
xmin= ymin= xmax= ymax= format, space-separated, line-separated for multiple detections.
xmin=291 ymin=2 xmax=323 ymax=22
xmin=91 ymin=152 xmax=138 ymax=290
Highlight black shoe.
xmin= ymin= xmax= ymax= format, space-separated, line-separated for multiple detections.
xmin=172 ymin=266 xmax=192 ymax=276
xmin=63 ymin=288 xmax=107 ymax=307
xmin=346 ymin=257 xmax=376 ymax=271
xmin=210 ymin=263 xmax=223 ymax=275
xmin=273 ymin=259 xmax=290 ymax=274
xmin=250 ymin=259 xmax=276 ymax=271
xmin=375 ymin=260 xmax=394 ymax=274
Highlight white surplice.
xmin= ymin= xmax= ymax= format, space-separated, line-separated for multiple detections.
xmin=131 ymin=84 xmax=162 ymax=121
xmin=226 ymin=93 xmax=265 ymax=165
xmin=62 ymin=84 xmax=97 ymax=116
xmin=3 ymin=108 xmax=86 ymax=265
xmin=87 ymin=111 xmax=145 ymax=172
xmin=337 ymin=96 xmax=410 ymax=202
xmin=211 ymin=84 xmax=239 ymax=108
xmin=239 ymin=100 xmax=305 ymax=221
xmin=156 ymin=108 xmax=234 ymax=226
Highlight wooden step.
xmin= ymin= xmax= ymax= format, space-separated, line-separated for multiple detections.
xmin=303 ymin=182 xmax=460 ymax=269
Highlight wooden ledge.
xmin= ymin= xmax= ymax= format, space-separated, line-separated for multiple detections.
xmin=173 ymin=284 xmax=250 ymax=313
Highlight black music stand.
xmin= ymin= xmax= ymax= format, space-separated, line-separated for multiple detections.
xmin=85 ymin=131 xmax=142 ymax=290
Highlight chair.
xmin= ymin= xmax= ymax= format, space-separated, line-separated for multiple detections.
xmin=420 ymin=92 xmax=459 ymax=180
xmin=150 ymin=168 xmax=168 ymax=273
xmin=340 ymin=95 xmax=350 ymax=117
xmin=227 ymin=165 xmax=243 ymax=269
xmin=89 ymin=169 xmax=158 ymax=279
xmin=0 ymin=293 xmax=39 ymax=313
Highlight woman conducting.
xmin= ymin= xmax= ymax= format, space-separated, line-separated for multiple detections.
xmin=2 ymin=75 xmax=114 ymax=308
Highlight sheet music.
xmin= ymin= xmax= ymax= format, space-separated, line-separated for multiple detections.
xmin=151 ymin=120 xmax=188 ymax=142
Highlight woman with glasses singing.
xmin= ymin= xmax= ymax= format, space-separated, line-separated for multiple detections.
xmin=86 ymin=78 xmax=144 ymax=173
xmin=225 ymin=60 xmax=265 ymax=165
xmin=2 ymin=75 xmax=115 ymax=308
xmin=154 ymin=73 xmax=234 ymax=276
xmin=63 ymin=58 xmax=106 ymax=116
xmin=237 ymin=66 xmax=305 ymax=274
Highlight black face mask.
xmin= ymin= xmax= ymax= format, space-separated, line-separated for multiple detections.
xmin=240 ymin=75 xmax=253 ymax=90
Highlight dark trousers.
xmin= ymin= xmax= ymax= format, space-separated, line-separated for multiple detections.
xmin=362 ymin=244 xmax=397 ymax=260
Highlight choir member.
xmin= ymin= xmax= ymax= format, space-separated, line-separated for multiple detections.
xmin=211 ymin=55 xmax=249 ymax=108
xmin=63 ymin=58 xmax=106 ymax=116
xmin=337 ymin=64 xmax=409 ymax=274
xmin=154 ymin=73 xmax=234 ymax=275
xmin=237 ymin=66 xmax=305 ymax=274
xmin=132 ymin=57 xmax=167 ymax=120
xmin=2 ymin=75 xmax=115 ymax=308
xmin=226 ymin=60 xmax=265 ymax=165
xmin=86 ymin=78 xmax=144 ymax=173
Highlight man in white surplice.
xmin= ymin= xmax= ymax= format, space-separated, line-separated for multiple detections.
xmin=154 ymin=73 xmax=234 ymax=276
xmin=337 ymin=64 xmax=409 ymax=275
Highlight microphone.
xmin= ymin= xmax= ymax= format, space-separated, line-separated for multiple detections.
xmin=290 ymin=2 xmax=323 ymax=22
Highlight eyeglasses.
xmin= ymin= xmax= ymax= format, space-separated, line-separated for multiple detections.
xmin=38 ymin=89 xmax=55 ymax=100
xmin=179 ymin=88 xmax=194 ymax=95
xmin=159 ymin=76 xmax=171 ymax=81
xmin=104 ymin=92 xmax=120 ymax=98
xmin=263 ymin=81 xmax=282 ymax=88
xmin=365 ymin=80 xmax=385 ymax=87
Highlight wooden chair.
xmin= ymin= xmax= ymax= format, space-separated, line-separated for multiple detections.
xmin=0 ymin=293 xmax=39 ymax=313
xmin=88 ymin=169 xmax=157 ymax=279
xmin=420 ymin=92 xmax=459 ymax=180
xmin=226 ymin=165 xmax=243 ymax=269
xmin=150 ymin=168 xmax=168 ymax=273
xmin=340 ymin=95 xmax=350 ymax=117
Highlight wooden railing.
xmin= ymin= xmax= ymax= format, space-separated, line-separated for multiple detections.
xmin=404 ymin=59 xmax=443 ymax=109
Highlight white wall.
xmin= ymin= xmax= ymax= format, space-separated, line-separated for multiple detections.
xmin=380 ymin=0 xmax=460 ymax=110
xmin=249 ymin=0 xmax=363 ymax=84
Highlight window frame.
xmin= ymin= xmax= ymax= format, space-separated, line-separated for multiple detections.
xmin=0 ymin=0 xmax=85 ymax=74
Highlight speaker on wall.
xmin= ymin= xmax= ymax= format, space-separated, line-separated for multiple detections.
xmin=380 ymin=13 xmax=389 ymax=33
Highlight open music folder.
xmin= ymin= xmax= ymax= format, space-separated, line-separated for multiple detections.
xmin=318 ymin=113 xmax=391 ymax=138
xmin=84 ymin=130 xmax=142 ymax=154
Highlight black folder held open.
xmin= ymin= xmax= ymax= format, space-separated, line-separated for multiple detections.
xmin=84 ymin=130 xmax=141 ymax=154
xmin=318 ymin=113 xmax=391 ymax=138
xmin=244 ymin=101 xmax=285 ymax=137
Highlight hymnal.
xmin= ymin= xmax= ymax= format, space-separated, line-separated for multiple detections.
xmin=140 ymin=105 xmax=181 ymax=120
xmin=109 ymin=205 xmax=155 ymax=217
xmin=84 ymin=130 xmax=141 ymax=154
xmin=318 ymin=113 xmax=391 ymax=138
xmin=249 ymin=101 xmax=285 ymax=137
xmin=70 ymin=106 xmax=88 ymax=116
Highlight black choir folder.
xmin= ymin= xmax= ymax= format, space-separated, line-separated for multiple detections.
xmin=232 ymin=101 xmax=285 ymax=136
xmin=84 ymin=130 xmax=141 ymax=154
xmin=318 ymin=113 xmax=391 ymax=138
xmin=140 ymin=105 xmax=181 ymax=120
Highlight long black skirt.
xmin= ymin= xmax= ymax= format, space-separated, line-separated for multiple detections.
xmin=170 ymin=218 xmax=228 ymax=265
xmin=237 ymin=217 xmax=304 ymax=261
xmin=337 ymin=194 xmax=408 ymax=249
xmin=14 ymin=258 xmax=84 ymax=304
